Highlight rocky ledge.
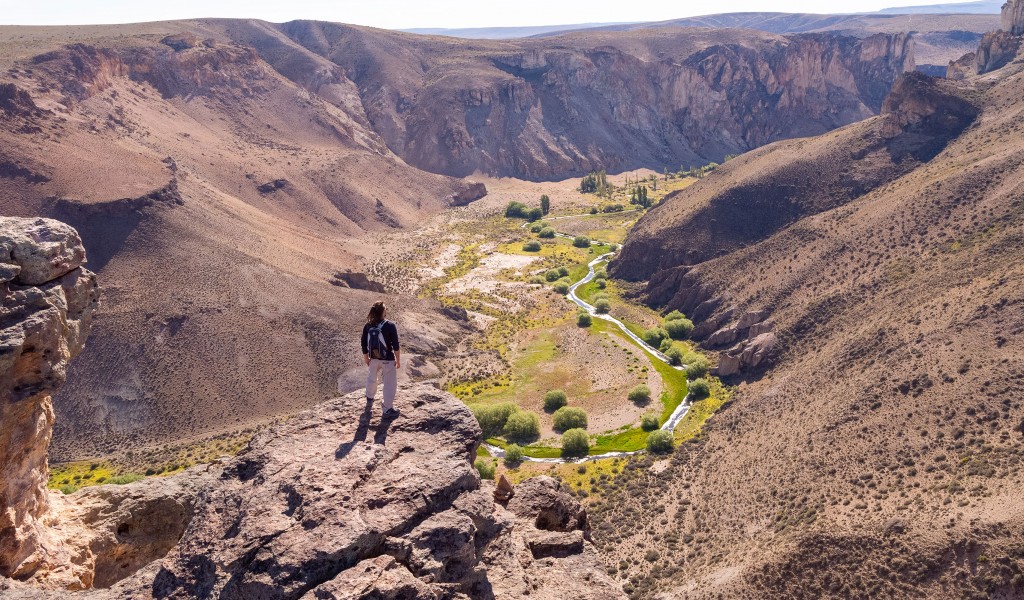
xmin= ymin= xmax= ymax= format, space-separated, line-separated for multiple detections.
xmin=4 ymin=383 xmax=625 ymax=599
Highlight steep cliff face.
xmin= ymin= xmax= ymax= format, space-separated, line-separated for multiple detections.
xmin=265 ymin=23 xmax=914 ymax=180
xmin=0 ymin=217 xmax=98 ymax=580
xmin=1003 ymin=0 xmax=1024 ymax=35
xmin=2 ymin=384 xmax=624 ymax=599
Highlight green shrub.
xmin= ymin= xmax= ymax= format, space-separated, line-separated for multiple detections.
xmin=558 ymin=266 xmax=569 ymax=277
xmin=665 ymin=347 xmax=684 ymax=366
xmin=596 ymin=279 xmax=607 ymax=289
xmin=505 ymin=201 xmax=528 ymax=218
xmin=522 ymin=241 xmax=541 ymax=252
xmin=573 ymin=236 xmax=591 ymax=248
xmin=503 ymin=410 xmax=541 ymax=443
xmin=538 ymin=227 xmax=555 ymax=238
xmin=641 ymin=413 xmax=659 ymax=431
xmin=647 ymin=430 xmax=674 ymax=454
xmin=553 ymin=281 xmax=570 ymax=294
xmin=659 ymin=338 xmax=673 ymax=353
xmin=628 ymin=384 xmax=652 ymax=404
xmin=609 ymin=244 xmax=618 ymax=252
xmin=540 ymin=194 xmax=551 ymax=214
xmin=545 ymin=269 xmax=561 ymax=282
xmin=504 ymin=444 xmax=524 ymax=468
xmin=529 ymin=275 xmax=545 ymax=284
xmin=472 ymin=402 xmax=519 ymax=438
xmin=594 ymin=299 xmax=611 ymax=314
xmin=561 ymin=428 xmax=590 ymax=458
xmin=107 ymin=474 xmax=144 ymax=485
xmin=664 ymin=310 xmax=686 ymax=322
xmin=529 ymin=223 xmax=544 ymax=233
xmin=543 ymin=390 xmax=568 ymax=412
xmin=689 ymin=378 xmax=711 ymax=399
xmin=590 ymin=207 xmax=598 ymax=215
xmin=475 ymin=459 xmax=496 ymax=480
xmin=577 ymin=312 xmax=592 ymax=327
xmin=594 ymin=267 xmax=608 ymax=279
xmin=686 ymin=355 xmax=710 ymax=379
xmin=642 ymin=328 xmax=669 ymax=347
xmin=553 ymin=407 xmax=588 ymax=432
xmin=527 ymin=207 xmax=544 ymax=222
xmin=665 ymin=318 xmax=694 ymax=340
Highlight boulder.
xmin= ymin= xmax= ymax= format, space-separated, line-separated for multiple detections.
xmin=448 ymin=182 xmax=487 ymax=206
xmin=506 ymin=476 xmax=587 ymax=533
xmin=706 ymin=326 xmax=739 ymax=347
xmin=740 ymin=332 xmax=778 ymax=369
xmin=0 ymin=217 xmax=86 ymax=286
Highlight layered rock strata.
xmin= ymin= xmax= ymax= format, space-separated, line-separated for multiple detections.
xmin=0 ymin=217 xmax=98 ymax=581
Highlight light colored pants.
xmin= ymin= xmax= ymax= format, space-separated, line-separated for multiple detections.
xmin=366 ymin=359 xmax=397 ymax=410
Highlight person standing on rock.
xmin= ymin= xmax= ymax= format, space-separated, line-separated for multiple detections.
xmin=362 ymin=301 xmax=401 ymax=419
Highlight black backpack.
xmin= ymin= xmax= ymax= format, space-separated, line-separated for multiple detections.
xmin=367 ymin=320 xmax=390 ymax=360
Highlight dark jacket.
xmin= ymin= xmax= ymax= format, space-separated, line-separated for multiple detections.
xmin=361 ymin=320 xmax=400 ymax=361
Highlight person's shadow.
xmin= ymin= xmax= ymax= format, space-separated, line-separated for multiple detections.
xmin=335 ymin=398 xmax=393 ymax=459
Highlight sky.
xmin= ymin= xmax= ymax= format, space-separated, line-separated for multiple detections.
xmin=0 ymin=0 xmax=980 ymax=29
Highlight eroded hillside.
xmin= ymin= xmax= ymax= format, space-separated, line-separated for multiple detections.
xmin=600 ymin=16 xmax=1024 ymax=599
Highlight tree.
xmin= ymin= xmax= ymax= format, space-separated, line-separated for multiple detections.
xmin=522 ymin=241 xmax=541 ymax=252
xmin=553 ymin=280 xmax=570 ymax=294
xmin=689 ymin=378 xmax=710 ymax=399
xmin=529 ymin=223 xmax=544 ymax=233
xmin=558 ymin=266 xmax=569 ymax=277
xmin=538 ymin=227 xmax=555 ymax=238
xmin=527 ymin=207 xmax=544 ymax=222
xmin=665 ymin=318 xmax=694 ymax=340
xmin=543 ymin=390 xmax=568 ymax=412
xmin=641 ymin=413 xmax=659 ymax=431
xmin=553 ymin=407 xmax=588 ymax=432
xmin=475 ymin=459 xmax=496 ymax=480
xmin=561 ymin=428 xmax=590 ymax=458
xmin=664 ymin=310 xmax=687 ymax=322
xmin=628 ymin=384 xmax=652 ymax=404
xmin=545 ymin=269 xmax=562 ymax=282
xmin=573 ymin=236 xmax=591 ymax=248
xmin=594 ymin=298 xmax=611 ymax=314
xmin=577 ymin=312 xmax=592 ymax=327
xmin=540 ymin=194 xmax=551 ymax=215
xmin=471 ymin=402 xmax=518 ymax=438
xmin=686 ymin=355 xmax=710 ymax=380
xmin=505 ymin=201 xmax=528 ymax=218
xmin=504 ymin=444 xmax=524 ymax=468
xmin=665 ymin=346 xmax=684 ymax=366
xmin=646 ymin=430 xmax=674 ymax=454
xmin=642 ymin=328 xmax=669 ymax=348
xmin=503 ymin=411 xmax=541 ymax=443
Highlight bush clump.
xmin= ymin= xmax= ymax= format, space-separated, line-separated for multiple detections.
xmin=529 ymin=223 xmax=544 ymax=233
xmin=689 ymin=378 xmax=711 ymax=399
xmin=527 ymin=207 xmax=544 ymax=222
xmin=561 ymin=428 xmax=590 ymax=458
xmin=646 ymin=430 xmax=674 ymax=454
xmin=504 ymin=444 xmax=524 ymax=468
xmin=641 ymin=413 xmax=659 ymax=431
xmin=543 ymin=390 xmax=568 ymax=412
xmin=665 ymin=318 xmax=694 ymax=340
xmin=552 ymin=407 xmax=588 ymax=432
xmin=664 ymin=310 xmax=687 ymax=322
xmin=573 ymin=236 xmax=591 ymax=248
xmin=642 ymin=328 xmax=669 ymax=348
xmin=503 ymin=410 xmax=541 ymax=443
xmin=686 ymin=355 xmax=710 ymax=379
xmin=522 ymin=241 xmax=541 ymax=252
xmin=665 ymin=346 xmax=684 ymax=366
xmin=628 ymin=384 xmax=652 ymax=404
xmin=538 ymin=227 xmax=555 ymax=238
xmin=529 ymin=275 xmax=545 ymax=284
xmin=594 ymin=298 xmax=611 ymax=314
xmin=475 ymin=459 xmax=496 ymax=480
xmin=577 ymin=312 xmax=592 ymax=327
xmin=553 ymin=280 xmax=570 ymax=294
xmin=471 ymin=402 xmax=519 ymax=438
xmin=545 ymin=269 xmax=562 ymax=282
xmin=557 ymin=266 xmax=569 ymax=277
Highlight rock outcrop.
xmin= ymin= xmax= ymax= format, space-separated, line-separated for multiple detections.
xmin=1003 ymin=0 xmax=1024 ymax=35
xmin=3 ymin=384 xmax=624 ymax=599
xmin=975 ymin=30 xmax=1021 ymax=74
xmin=1 ymin=217 xmax=98 ymax=581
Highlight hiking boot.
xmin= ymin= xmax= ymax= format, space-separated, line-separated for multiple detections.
xmin=382 ymin=408 xmax=400 ymax=419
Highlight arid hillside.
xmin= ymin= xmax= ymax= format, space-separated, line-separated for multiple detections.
xmin=601 ymin=25 xmax=1024 ymax=600
xmin=0 ymin=24 xmax=480 ymax=460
